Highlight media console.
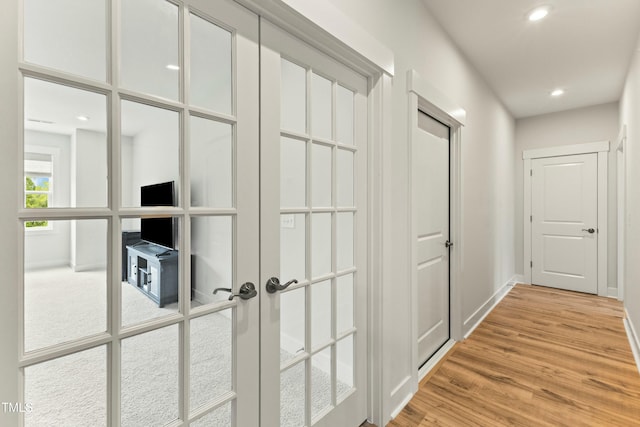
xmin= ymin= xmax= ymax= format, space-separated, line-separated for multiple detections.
xmin=126 ymin=242 xmax=178 ymax=307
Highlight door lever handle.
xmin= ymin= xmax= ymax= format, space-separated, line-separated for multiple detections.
xmin=265 ymin=277 xmax=298 ymax=293
xmin=444 ymin=240 xmax=453 ymax=248
xmin=213 ymin=282 xmax=257 ymax=301
xmin=581 ymin=228 xmax=596 ymax=234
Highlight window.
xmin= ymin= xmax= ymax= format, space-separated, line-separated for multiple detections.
xmin=24 ymin=152 xmax=52 ymax=229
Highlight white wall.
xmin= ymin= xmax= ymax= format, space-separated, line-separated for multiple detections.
xmin=71 ymin=129 xmax=108 ymax=271
xmin=325 ymin=0 xmax=516 ymax=421
xmin=620 ymin=35 xmax=640 ymax=357
xmin=514 ymin=103 xmax=620 ymax=292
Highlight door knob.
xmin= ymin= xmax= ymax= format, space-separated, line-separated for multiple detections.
xmin=213 ymin=282 xmax=257 ymax=301
xmin=444 ymin=240 xmax=453 ymax=248
xmin=581 ymin=228 xmax=596 ymax=234
xmin=265 ymin=277 xmax=298 ymax=293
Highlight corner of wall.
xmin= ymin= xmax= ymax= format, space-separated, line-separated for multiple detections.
xmin=463 ymin=275 xmax=516 ymax=338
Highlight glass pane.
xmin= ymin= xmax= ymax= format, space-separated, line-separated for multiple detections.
xmin=337 ymin=149 xmax=354 ymax=207
xmin=121 ymin=101 xmax=179 ymax=207
xmin=24 ymin=219 xmax=107 ymax=352
xmin=190 ymin=117 xmax=233 ymax=208
xmin=336 ymin=274 xmax=354 ymax=334
xmin=280 ymin=362 xmax=306 ymax=427
xmin=191 ymin=216 xmax=233 ymax=308
xmin=281 ymin=59 xmax=306 ymax=134
xmin=337 ymin=335 xmax=354 ymax=402
xmin=312 ymin=213 xmax=332 ymax=278
xmin=190 ymin=309 xmax=233 ymax=411
xmin=311 ymin=280 xmax=331 ymax=348
xmin=337 ymin=213 xmax=354 ymax=271
xmin=312 ymin=143 xmax=332 ymax=208
xmin=281 ymin=214 xmax=306 ymax=283
xmin=191 ymin=402 xmax=232 ymax=427
xmin=121 ymin=0 xmax=179 ymax=100
xmin=25 ymin=346 xmax=107 ymax=427
xmin=281 ymin=287 xmax=305 ymax=364
xmin=24 ymin=0 xmax=106 ymax=81
xmin=122 ymin=217 xmax=179 ymax=327
xmin=311 ymin=73 xmax=332 ymax=139
xmin=190 ymin=13 xmax=232 ymax=114
xmin=280 ymin=137 xmax=306 ymax=208
xmin=336 ymin=85 xmax=354 ymax=145
xmin=122 ymin=325 xmax=179 ymax=427
xmin=24 ymin=78 xmax=108 ymax=208
xmin=311 ymin=348 xmax=332 ymax=420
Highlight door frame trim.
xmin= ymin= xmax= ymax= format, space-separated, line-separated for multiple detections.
xmin=407 ymin=69 xmax=465 ymax=398
xmin=523 ymin=141 xmax=610 ymax=296
xmin=617 ymin=125 xmax=626 ymax=302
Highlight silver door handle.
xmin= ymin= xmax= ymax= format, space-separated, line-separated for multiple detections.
xmin=266 ymin=277 xmax=298 ymax=293
xmin=581 ymin=228 xmax=595 ymax=234
xmin=213 ymin=282 xmax=257 ymax=301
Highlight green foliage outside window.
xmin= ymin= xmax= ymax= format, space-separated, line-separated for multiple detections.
xmin=25 ymin=176 xmax=49 ymax=228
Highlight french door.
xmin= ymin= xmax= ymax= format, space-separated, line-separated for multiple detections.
xmin=4 ymin=1 xmax=368 ymax=426
xmin=260 ymin=21 xmax=368 ymax=427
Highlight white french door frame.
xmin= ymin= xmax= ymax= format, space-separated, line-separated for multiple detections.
xmin=1 ymin=0 xmax=394 ymax=425
xmin=407 ymin=70 xmax=466 ymax=395
xmin=0 ymin=1 xmax=21 ymax=422
xmin=523 ymin=141 xmax=609 ymax=297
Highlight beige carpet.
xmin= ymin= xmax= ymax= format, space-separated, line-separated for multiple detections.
xmin=22 ymin=266 xmax=345 ymax=426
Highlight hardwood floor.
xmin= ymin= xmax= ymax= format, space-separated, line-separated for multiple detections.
xmin=388 ymin=284 xmax=640 ymax=426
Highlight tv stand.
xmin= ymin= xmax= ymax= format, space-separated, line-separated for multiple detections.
xmin=126 ymin=242 xmax=178 ymax=307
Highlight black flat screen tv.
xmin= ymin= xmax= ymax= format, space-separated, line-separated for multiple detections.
xmin=141 ymin=181 xmax=175 ymax=250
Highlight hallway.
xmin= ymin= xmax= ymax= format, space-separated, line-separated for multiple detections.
xmin=389 ymin=285 xmax=640 ymax=426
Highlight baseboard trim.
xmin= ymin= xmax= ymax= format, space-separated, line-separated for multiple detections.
xmin=513 ymin=274 xmax=525 ymax=284
xmin=463 ymin=276 xmax=515 ymax=339
xmin=418 ymin=339 xmax=456 ymax=382
xmin=624 ymin=309 xmax=640 ymax=375
xmin=389 ymin=382 xmax=413 ymax=420
xmin=607 ymin=286 xmax=618 ymax=299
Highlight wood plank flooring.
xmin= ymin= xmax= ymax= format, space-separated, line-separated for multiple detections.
xmin=388 ymin=284 xmax=640 ymax=426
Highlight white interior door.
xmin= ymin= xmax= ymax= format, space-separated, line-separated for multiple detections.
xmin=260 ymin=20 xmax=369 ymax=427
xmin=413 ymin=111 xmax=450 ymax=366
xmin=531 ymin=153 xmax=598 ymax=294
xmin=15 ymin=0 xmax=260 ymax=425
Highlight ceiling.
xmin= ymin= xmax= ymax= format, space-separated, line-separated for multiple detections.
xmin=422 ymin=0 xmax=640 ymax=118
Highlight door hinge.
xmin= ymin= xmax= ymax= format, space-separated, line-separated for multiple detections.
xmin=530 ymin=261 xmax=533 ymax=268
xmin=530 ymin=169 xmax=533 ymax=176
xmin=530 ymin=215 xmax=532 ymax=223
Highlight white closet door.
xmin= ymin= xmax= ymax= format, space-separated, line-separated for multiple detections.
xmin=532 ymin=153 xmax=598 ymax=294
xmin=413 ymin=111 xmax=450 ymax=366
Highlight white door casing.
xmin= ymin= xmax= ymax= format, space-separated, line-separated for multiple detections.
xmin=523 ymin=142 xmax=609 ymax=296
xmin=617 ymin=125 xmax=626 ymax=302
xmin=531 ymin=154 xmax=598 ymax=294
xmin=413 ymin=111 xmax=450 ymax=366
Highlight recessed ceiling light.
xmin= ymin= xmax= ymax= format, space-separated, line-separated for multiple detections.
xmin=76 ymin=115 xmax=90 ymax=121
xmin=528 ymin=6 xmax=550 ymax=21
xmin=166 ymin=64 xmax=180 ymax=71
xmin=550 ymin=89 xmax=564 ymax=97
